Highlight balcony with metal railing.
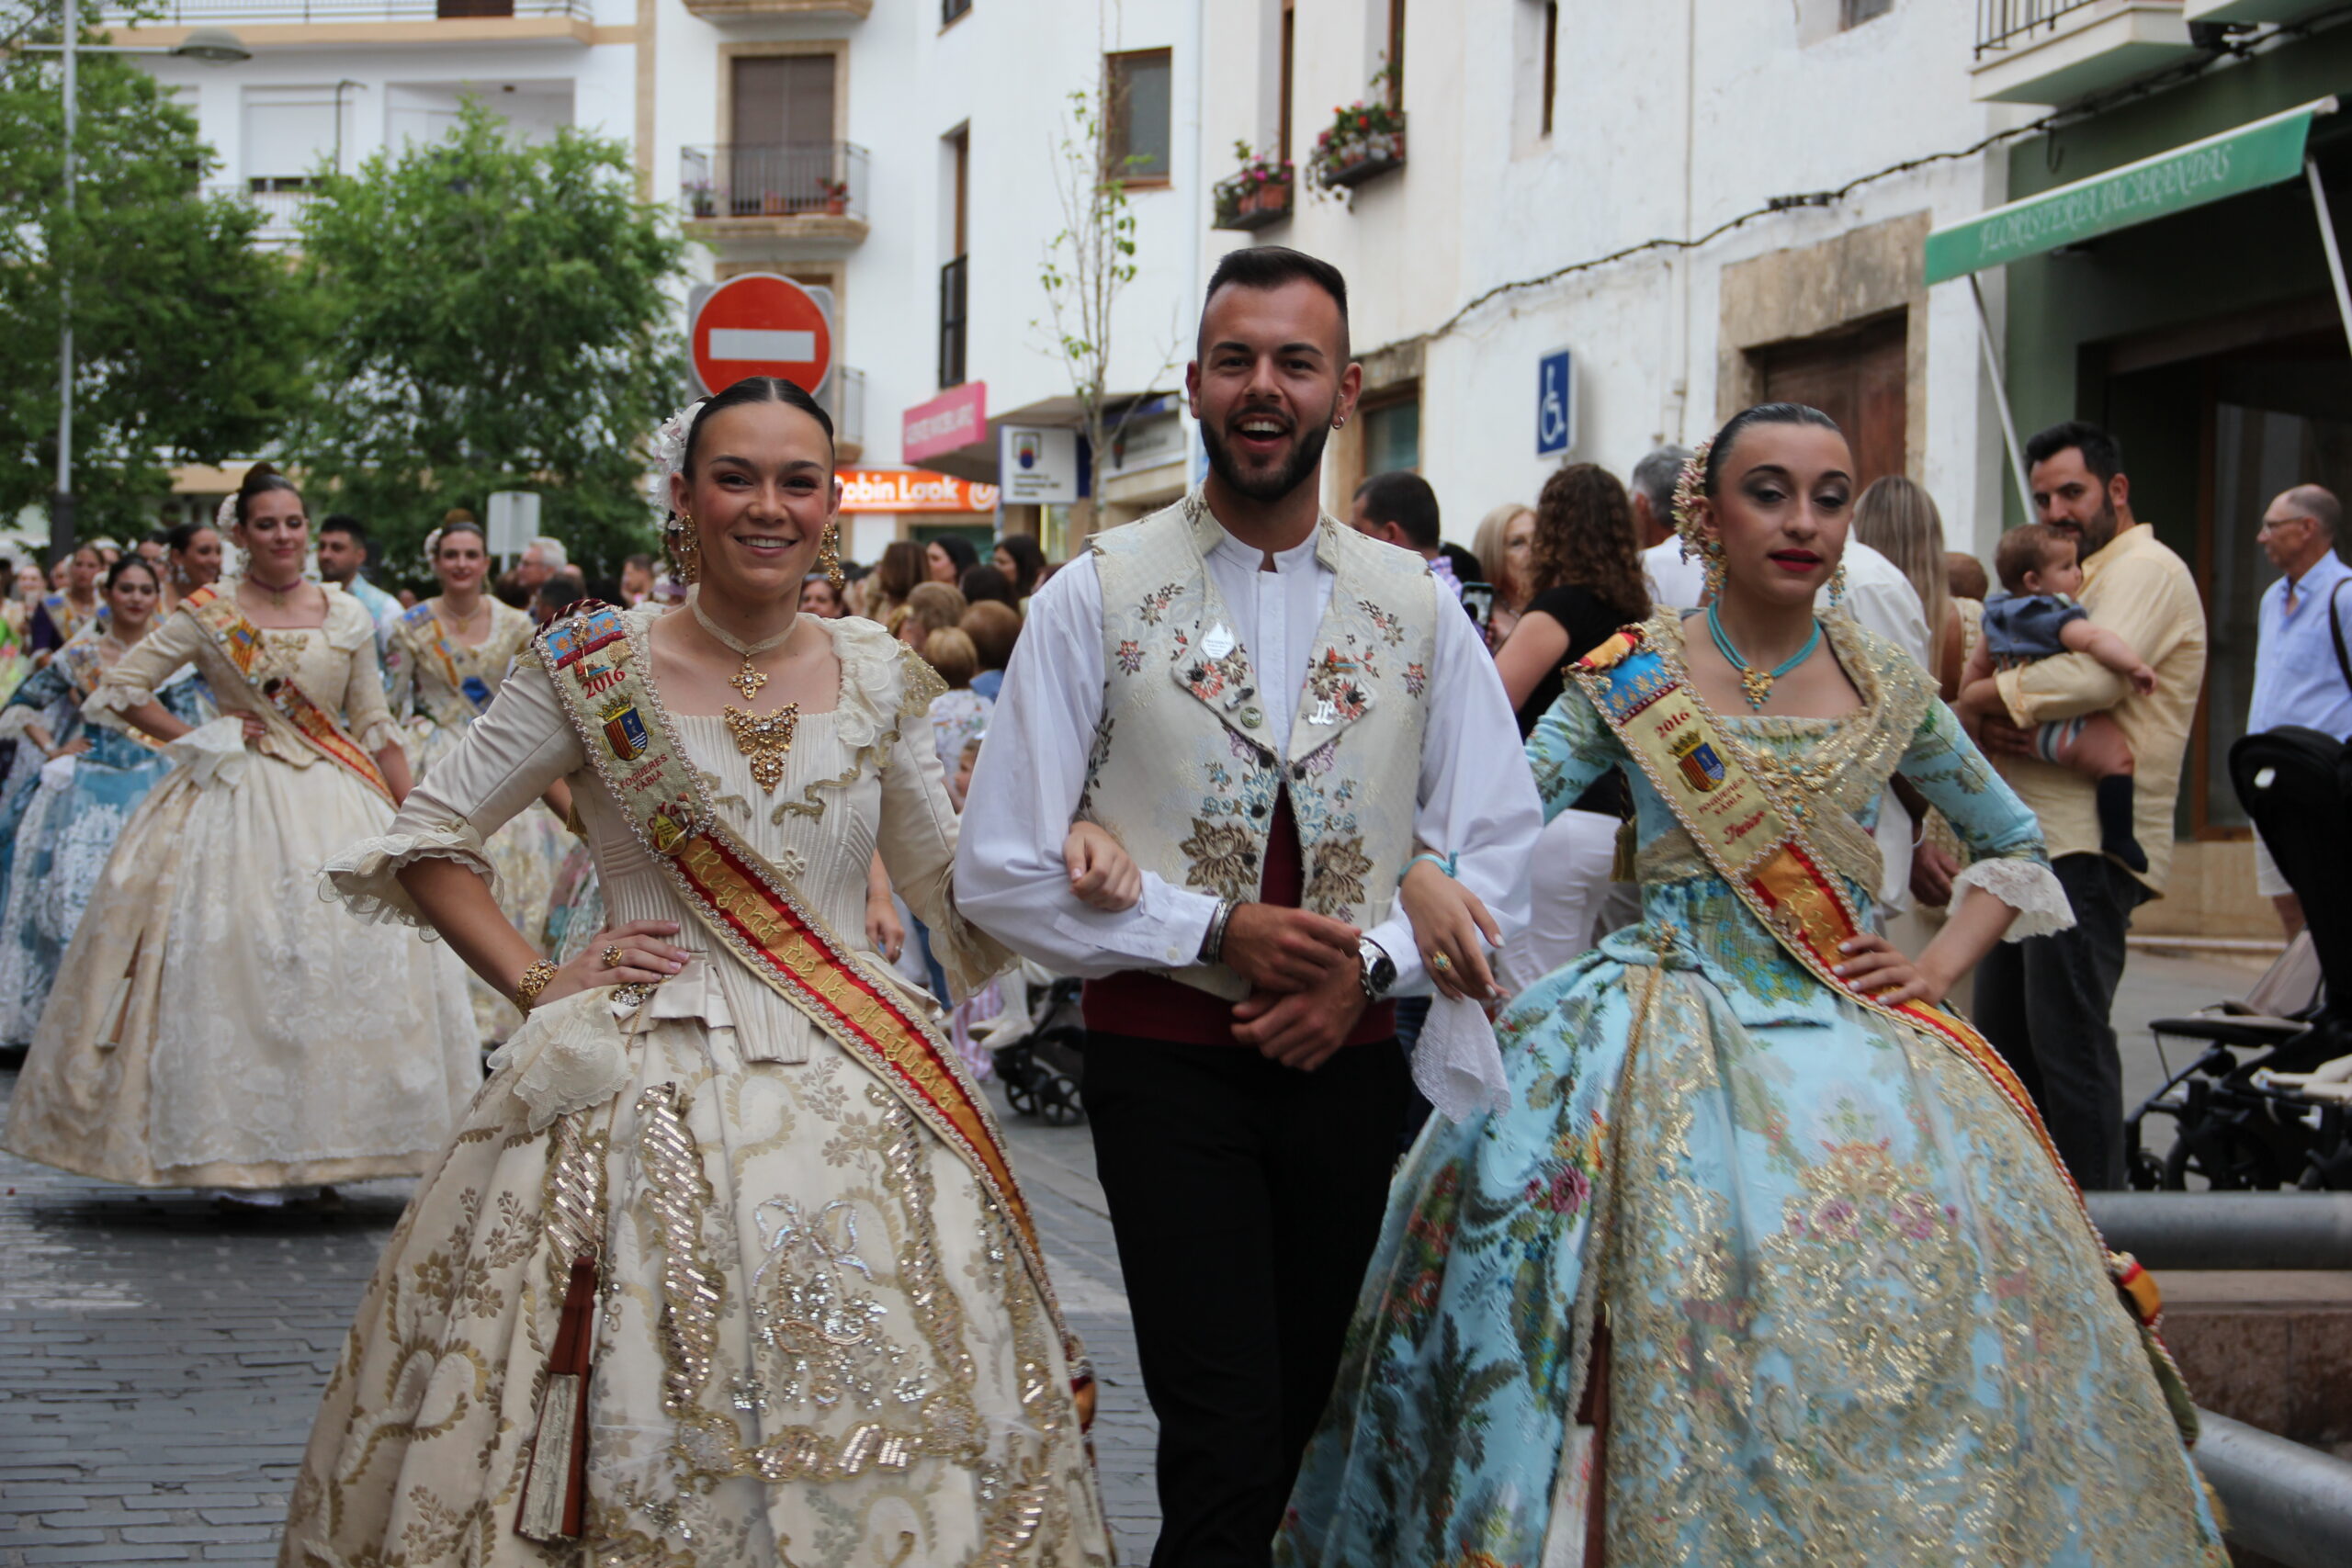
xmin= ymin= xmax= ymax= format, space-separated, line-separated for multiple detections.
xmin=204 ymin=183 xmax=313 ymax=247
xmin=99 ymin=0 xmax=592 ymax=42
xmin=679 ymin=0 xmax=869 ymax=18
xmin=1970 ymin=1 xmax=2195 ymax=105
xmin=679 ymin=143 xmax=870 ymax=258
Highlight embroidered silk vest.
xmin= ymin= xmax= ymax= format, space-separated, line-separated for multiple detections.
xmin=1084 ymin=492 xmax=1439 ymax=999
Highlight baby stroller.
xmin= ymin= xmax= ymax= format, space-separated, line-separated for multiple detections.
xmin=2125 ymin=726 xmax=2352 ymax=1190
xmin=980 ymin=963 xmax=1088 ymax=1126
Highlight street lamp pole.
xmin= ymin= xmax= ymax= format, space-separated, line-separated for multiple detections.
xmin=52 ymin=0 xmax=77 ymax=567
xmin=37 ymin=16 xmax=249 ymax=566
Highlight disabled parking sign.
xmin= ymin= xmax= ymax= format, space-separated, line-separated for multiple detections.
xmin=1537 ymin=348 xmax=1573 ymax=457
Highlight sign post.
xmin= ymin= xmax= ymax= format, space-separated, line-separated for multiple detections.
xmin=689 ymin=273 xmax=834 ymax=398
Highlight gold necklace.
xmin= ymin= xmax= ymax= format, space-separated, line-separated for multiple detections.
xmin=689 ymin=589 xmax=798 ymax=791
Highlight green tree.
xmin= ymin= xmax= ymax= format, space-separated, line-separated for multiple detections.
xmin=0 ymin=5 xmax=307 ymax=543
xmin=287 ymin=100 xmax=686 ymax=582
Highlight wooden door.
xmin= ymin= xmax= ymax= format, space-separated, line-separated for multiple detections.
xmin=1751 ymin=311 xmax=1907 ymax=491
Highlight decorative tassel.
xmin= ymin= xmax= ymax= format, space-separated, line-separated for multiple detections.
xmin=516 ymin=1256 xmax=599 ymax=1542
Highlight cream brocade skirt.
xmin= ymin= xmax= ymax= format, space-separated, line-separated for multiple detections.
xmin=0 ymin=748 xmax=477 ymax=1189
xmin=280 ymin=989 xmax=1112 ymax=1568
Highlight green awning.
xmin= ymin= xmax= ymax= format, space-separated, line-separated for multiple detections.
xmin=1925 ymin=97 xmax=2338 ymax=285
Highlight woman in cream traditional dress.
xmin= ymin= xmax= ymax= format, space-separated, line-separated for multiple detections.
xmin=385 ymin=518 xmax=572 ymax=1040
xmin=0 ymin=466 xmax=477 ymax=1198
xmin=1276 ymin=406 xmax=2225 ymax=1567
xmin=288 ymin=378 xmax=1108 ymax=1568
xmin=0 ymin=558 xmax=210 ymax=1047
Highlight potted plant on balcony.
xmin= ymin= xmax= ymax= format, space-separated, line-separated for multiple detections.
xmin=1307 ymin=64 xmax=1406 ymax=200
xmin=1213 ymin=141 xmax=1294 ymax=231
xmin=682 ymin=178 xmax=716 ymax=219
xmin=818 ymin=177 xmax=851 ymax=217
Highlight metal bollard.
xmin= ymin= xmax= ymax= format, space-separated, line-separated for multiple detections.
xmin=2194 ymin=1411 xmax=2352 ymax=1568
xmin=2085 ymin=1191 xmax=2352 ymax=1270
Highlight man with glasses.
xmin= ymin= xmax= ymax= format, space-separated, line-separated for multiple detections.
xmin=2250 ymin=485 xmax=2352 ymax=937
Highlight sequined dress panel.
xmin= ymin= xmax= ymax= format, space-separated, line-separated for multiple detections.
xmin=289 ymin=610 xmax=1109 ymax=1568
xmin=1274 ymin=612 xmax=2226 ymax=1568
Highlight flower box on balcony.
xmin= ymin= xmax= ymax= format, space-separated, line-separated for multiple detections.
xmin=1214 ymin=147 xmax=1295 ymax=231
xmin=1307 ymin=74 xmax=1407 ymax=200
xmin=1319 ymin=132 xmax=1404 ymax=188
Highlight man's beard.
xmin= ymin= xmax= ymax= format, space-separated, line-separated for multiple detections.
xmin=2070 ymin=492 xmax=2120 ymax=556
xmin=1200 ymin=406 xmax=1333 ymax=504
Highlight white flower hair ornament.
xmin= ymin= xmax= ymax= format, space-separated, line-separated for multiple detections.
xmin=651 ymin=400 xmax=707 ymax=478
xmin=421 ymin=527 xmax=445 ymax=568
xmin=214 ymin=492 xmax=240 ymax=534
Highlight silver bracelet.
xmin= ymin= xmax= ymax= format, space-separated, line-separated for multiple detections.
xmin=1199 ymin=897 xmax=1236 ymax=964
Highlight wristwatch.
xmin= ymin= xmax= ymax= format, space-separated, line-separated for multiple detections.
xmin=1358 ymin=937 xmax=1396 ymax=1002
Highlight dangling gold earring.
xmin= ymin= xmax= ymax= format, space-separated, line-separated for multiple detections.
xmin=1700 ymin=536 xmax=1726 ymax=605
xmin=820 ymin=518 xmax=843 ymax=588
xmin=668 ymin=513 xmax=700 ymax=585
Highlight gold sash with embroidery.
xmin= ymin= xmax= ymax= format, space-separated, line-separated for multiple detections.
xmin=1573 ymin=624 xmax=2198 ymax=1441
xmin=536 ymin=603 xmax=1069 ymax=1346
xmin=181 ymin=585 xmax=391 ymax=804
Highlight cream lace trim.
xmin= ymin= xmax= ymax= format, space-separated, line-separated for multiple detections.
xmin=1953 ymin=856 xmax=2075 ymax=942
xmin=82 ymin=682 xmax=158 ymax=727
xmin=0 ymin=705 xmax=46 ymax=741
xmin=164 ymin=716 xmax=253 ymax=791
xmin=319 ymin=825 xmax=498 ymax=931
xmin=484 ymin=987 xmax=633 ymax=1133
xmin=352 ymin=718 xmax=401 ymax=756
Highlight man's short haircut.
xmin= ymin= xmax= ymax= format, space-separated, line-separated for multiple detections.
xmin=319 ymin=513 xmax=368 ymax=544
xmin=1628 ymin=446 xmax=1692 ymax=519
xmin=1354 ymin=470 xmax=1442 ymax=551
xmin=1200 ymin=245 xmax=1350 ymax=361
xmin=528 ymin=536 xmax=570 ymax=570
xmin=2286 ymin=482 xmax=2341 ymax=539
xmin=536 ymin=566 xmax=587 ymax=612
xmin=1994 ymin=523 xmax=2074 ymax=594
xmin=2024 ymin=420 xmax=2123 ymax=487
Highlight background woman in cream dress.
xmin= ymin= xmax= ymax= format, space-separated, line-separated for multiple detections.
xmin=288 ymin=378 xmax=1108 ymax=1567
xmin=0 ymin=467 xmax=476 ymax=1198
xmin=385 ymin=517 xmax=571 ymax=1041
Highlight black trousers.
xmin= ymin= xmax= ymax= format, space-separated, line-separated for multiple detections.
xmin=1084 ymin=1032 xmax=1411 ymax=1568
xmin=1975 ymin=852 xmax=2146 ymax=1190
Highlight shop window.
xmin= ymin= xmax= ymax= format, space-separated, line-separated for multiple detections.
xmin=1362 ymin=389 xmax=1421 ymax=476
xmin=1842 ymin=0 xmax=1893 ymax=27
xmin=1105 ymin=49 xmax=1172 ymax=183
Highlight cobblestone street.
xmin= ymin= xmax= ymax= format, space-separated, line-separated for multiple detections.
xmin=0 ymin=1068 xmax=1158 ymax=1567
xmin=0 ymin=945 xmax=2276 ymax=1565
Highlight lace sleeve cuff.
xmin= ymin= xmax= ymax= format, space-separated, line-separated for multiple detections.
xmin=1954 ymin=856 xmax=2075 ymax=942
xmin=929 ymin=907 xmax=1018 ymax=1004
xmin=0 ymin=705 xmax=44 ymax=741
xmin=82 ymin=682 xmax=157 ymax=729
xmin=320 ymin=824 xmax=497 ymax=931
xmin=353 ymin=718 xmax=401 ymax=756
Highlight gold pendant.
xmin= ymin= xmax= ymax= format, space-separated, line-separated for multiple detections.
xmin=729 ymin=659 xmax=768 ymax=704
xmin=723 ymin=701 xmax=798 ymax=793
xmin=1738 ymin=666 xmax=1774 ymax=709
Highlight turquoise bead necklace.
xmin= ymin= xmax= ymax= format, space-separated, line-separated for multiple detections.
xmin=1706 ymin=600 xmax=1821 ymax=709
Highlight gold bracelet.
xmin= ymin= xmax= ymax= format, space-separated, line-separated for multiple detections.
xmin=511 ymin=958 xmax=560 ymax=1014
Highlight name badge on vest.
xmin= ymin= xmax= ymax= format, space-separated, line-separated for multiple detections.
xmin=1201 ymin=623 xmax=1236 ymax=660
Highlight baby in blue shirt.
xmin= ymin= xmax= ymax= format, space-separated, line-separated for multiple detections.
xmin=1955 ymin=523 xmax=2156 ymax=874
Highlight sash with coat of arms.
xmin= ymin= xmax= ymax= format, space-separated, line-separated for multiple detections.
xmin=180 ymin=586 xmax=392 ymax=804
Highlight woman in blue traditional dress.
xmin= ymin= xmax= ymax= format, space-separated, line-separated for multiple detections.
xmin=0 ymin=558 xmax=210 ymax=1046
xmin=0 ymin=559 xmax=110 ymax=908
xmin=1275 ymin=404 xmax=2225 ymax=1568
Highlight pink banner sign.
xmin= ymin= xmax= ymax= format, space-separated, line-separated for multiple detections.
xmin=902 ymin=381 xmax=987 ymax=464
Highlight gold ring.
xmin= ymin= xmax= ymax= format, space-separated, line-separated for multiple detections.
xmin=602 ymin=944 xmax=625 ymax=969
xmin=1430 ymin=953 xmax=1453 ymax=974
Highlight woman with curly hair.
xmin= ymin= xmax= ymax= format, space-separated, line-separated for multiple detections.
xmin=1487 ymin=464 xmax=1652 ymax=986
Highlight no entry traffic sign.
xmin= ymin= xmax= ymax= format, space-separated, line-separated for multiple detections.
xmin=690 ymin=273 xmax=833 ymax=398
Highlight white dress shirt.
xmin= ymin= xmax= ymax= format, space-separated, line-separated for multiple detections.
xmin=955 ymin=524 xmax=1540 ymax=1000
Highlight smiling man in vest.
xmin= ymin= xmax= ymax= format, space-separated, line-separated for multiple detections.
xmin=956 ymin=246 xmax=1537 ymax=1567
